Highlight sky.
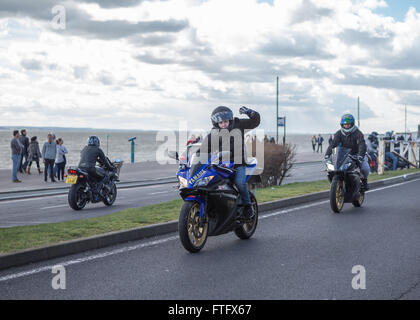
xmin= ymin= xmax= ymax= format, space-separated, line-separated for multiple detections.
xmin=1 ymin=0 xmax=420 ymax=134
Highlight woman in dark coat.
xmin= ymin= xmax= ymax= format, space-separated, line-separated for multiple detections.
xmin=27 ymin=136 xmax=43 ymax=174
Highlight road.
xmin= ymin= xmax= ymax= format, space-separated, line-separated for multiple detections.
xmin=1 ymin=177 xmax=419 ymax=299
xmin=0 ymin=161 xmax=326 ymax=227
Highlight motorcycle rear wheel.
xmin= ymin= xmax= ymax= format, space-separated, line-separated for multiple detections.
xmin=330 ymin=176 xmax=344 ymax=213
xmin=352 ymin=191 xmax=365 ymax=207
xmin=68 ymin=184 xmax=88 ymax=211
xmin=234 ymin=192 xmax=259 ymax=239
xmin=179 ymin=201 xmax=208 ymax=253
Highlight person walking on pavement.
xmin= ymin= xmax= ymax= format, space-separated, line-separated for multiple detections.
xmin=317 ymin=134 xmax=324 ymax=153
xmin=18 ymin=129 xmax=29 ymax=174
xmin=311 ymin=135 xmax=317 ymax=152
xmin=55 ymin=138 xmax=68 ymax=181
xmin=11 ymin=130 xmax=23 ymax=183
xmin=42 ymin=133 xmax=57 ymax=182
xmin=27 ymin=136 xmax=43 ymax=175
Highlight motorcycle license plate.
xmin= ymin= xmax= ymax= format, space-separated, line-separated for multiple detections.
xmin=65 ymin=175 xmax=78 ymax=184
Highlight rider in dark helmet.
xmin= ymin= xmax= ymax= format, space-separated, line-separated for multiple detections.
xmin=78 ymin=136 xmax=114 ymax=189
xmin=201 ymin=106 xmax=260 ymax=220
xmin=325 ymin=114 xmax=370 ymax=191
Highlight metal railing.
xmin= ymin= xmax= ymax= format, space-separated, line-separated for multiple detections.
xmin=377 ymin=139 xmax=419 ymax=175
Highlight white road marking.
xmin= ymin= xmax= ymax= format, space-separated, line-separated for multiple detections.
xmin=0 ymin=184 xmax=171 ymax=205
xmin=0 ymin=177 xmax=419 ymax=283
xmin=40 ymin=204 xmax=68 ymax=210
xmin=148 ymin=191 xmax=173 ymax=195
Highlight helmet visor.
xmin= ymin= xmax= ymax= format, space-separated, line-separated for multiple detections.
xmin=211 ymin=111 xmax=233 ymax=124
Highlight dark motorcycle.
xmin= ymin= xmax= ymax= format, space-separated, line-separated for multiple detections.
xmin=169 ymin=146 xmax=260 ymax=253
xmin=66 ymin=158 xmax=123 ymax=211
xmin=325 ymin=148 xmax=365 ymax=213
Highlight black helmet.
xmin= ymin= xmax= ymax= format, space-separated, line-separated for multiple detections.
xmin=88 ymin=136 xmax=100 ymax=147
xmin=211 ymin=106 xmax=233 ymax=128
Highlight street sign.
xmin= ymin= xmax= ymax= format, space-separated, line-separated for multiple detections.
xmin=277 ymin=117 xmax=285 ymax=127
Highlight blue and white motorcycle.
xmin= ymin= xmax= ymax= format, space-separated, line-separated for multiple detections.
xmin=169 ymin=145 xmax=260 ymax=253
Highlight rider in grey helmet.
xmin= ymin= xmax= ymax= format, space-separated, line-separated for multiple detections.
xmin=201 ymin=106 xmax=260 ymax=220
xmin=325 ymin=114 xmax=370 ymax=190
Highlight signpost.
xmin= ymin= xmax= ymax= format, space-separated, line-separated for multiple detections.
xmin=128 ymin=137 xmax=136 ymax=163
xmin=278 ymin=116 xmax=286 ymax=145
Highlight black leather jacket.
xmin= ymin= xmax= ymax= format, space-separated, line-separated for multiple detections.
xmin=325 ymin=128 xmax=367 ymax=157
xmin=200 ymin=111 xmax=261 ymax=167
xmin=78 ymin=146 xmax=113 ymax=170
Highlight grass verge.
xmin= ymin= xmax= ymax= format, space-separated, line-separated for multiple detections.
xmin=1 ymin=168 xmax=419 ymax=254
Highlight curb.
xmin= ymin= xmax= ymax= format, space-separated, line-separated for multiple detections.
xmin=1 ymin=172 xmax=419 ymax=271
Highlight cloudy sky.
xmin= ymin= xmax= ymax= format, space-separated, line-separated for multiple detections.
xmin=1 ymin=0 xmax=420 ymax=134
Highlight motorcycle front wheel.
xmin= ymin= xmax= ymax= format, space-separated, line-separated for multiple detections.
xmin=179 ymin=201 xmax=208 ymax=253
xmin=330 ymin=176 xmax=344 ymax=213
xmin=68 ymin=184 xmax=88 ymax=211
xmin=103 ymin=182 xmax=117 ymax=206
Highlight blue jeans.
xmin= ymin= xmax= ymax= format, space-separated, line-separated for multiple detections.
xmin=11 ymin=154 xmax=21 ymax=181
xmin=361 ymin=155 xmax=370 ymax=179
xmin=234 ymin=165 xmax=251 ymax=205
xmin=386 ymin=152 xmax=398 ymax=170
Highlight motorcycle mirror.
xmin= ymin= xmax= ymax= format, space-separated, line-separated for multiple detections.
xmin=168 ymin=151 xmax=179 ymax=161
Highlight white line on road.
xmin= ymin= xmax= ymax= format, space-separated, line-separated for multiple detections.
xmin=40 ymin=204 xmax=68 ymax=210
xmin=148 ymin=191 xmax=173 ymax=195
xmin=1 ymin=177 xmax=419 ymax=283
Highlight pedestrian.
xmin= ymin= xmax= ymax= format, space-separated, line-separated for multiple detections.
xmin=317 ymin=134 xmax=324 ymax=153
xmin=328 ymin=134 xmax=333 ymax=145
xmin=55 ymin=138 xmax=68 ymax=181
xmin=10 ymin=130 xmax=23 ymax=183
xmin=18 ymin=129 xmax=29 ymax=173
xmin=311 ymin=135 xmax=317 ymax=152
xmin=42 ymin=133 xmax=57 ymax=182
xmin=27 ymin=136 xmax=43 ymax=174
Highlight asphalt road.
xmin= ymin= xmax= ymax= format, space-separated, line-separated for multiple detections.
xmin=0 ymin=162 xmax=325 ymax=227
xmin=1 ymin=177 xmax=419 ymax=299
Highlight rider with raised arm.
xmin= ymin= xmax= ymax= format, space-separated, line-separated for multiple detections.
xmin=199 ymin=106 xmax=260 ymax=220
xmin=325 ymin=114 xmax=370 ymax=191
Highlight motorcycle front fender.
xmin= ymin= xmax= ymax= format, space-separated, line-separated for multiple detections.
xmin=184 ymin=195 xmax=206 ymax=217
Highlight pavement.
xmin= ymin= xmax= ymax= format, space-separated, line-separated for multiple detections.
xmin=0 ymin=161 xmax=326 ymax=227
xmin=0 ymin=177 xmax=419 ymax=299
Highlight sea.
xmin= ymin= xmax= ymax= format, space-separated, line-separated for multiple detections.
xmin=0 ymin=129 xmax=328 ymax=169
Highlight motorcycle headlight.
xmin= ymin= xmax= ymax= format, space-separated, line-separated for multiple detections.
xmin=340 ymin=162 xmax=352 ymax=171
xmin=178 ymin=176 xmax=188 ymax=188
xmin=326 ymin=162 xmax=335 ymax=171
xmin=195 ymin=176 xmax=214 ymax=187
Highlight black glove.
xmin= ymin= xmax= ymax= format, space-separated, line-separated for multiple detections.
xmin=239 ymin=106 xmax=255 ymax=116
xmin=357 ymin=155 xmax=364 ymax=165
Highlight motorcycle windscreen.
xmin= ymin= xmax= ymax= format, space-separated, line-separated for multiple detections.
xmin=189 ymin=152 xmax=209 ymax=178
xmin=335 ymin=147 xmax=352 ymax=170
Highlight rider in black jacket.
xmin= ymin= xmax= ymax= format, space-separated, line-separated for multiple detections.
xmin=200 ymin=106 xmax=260 ymax=220
xmin=78 ymin=136 xmax=114 ymax=185
xmin=325 ymin=114 xmax=370 ymax=190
